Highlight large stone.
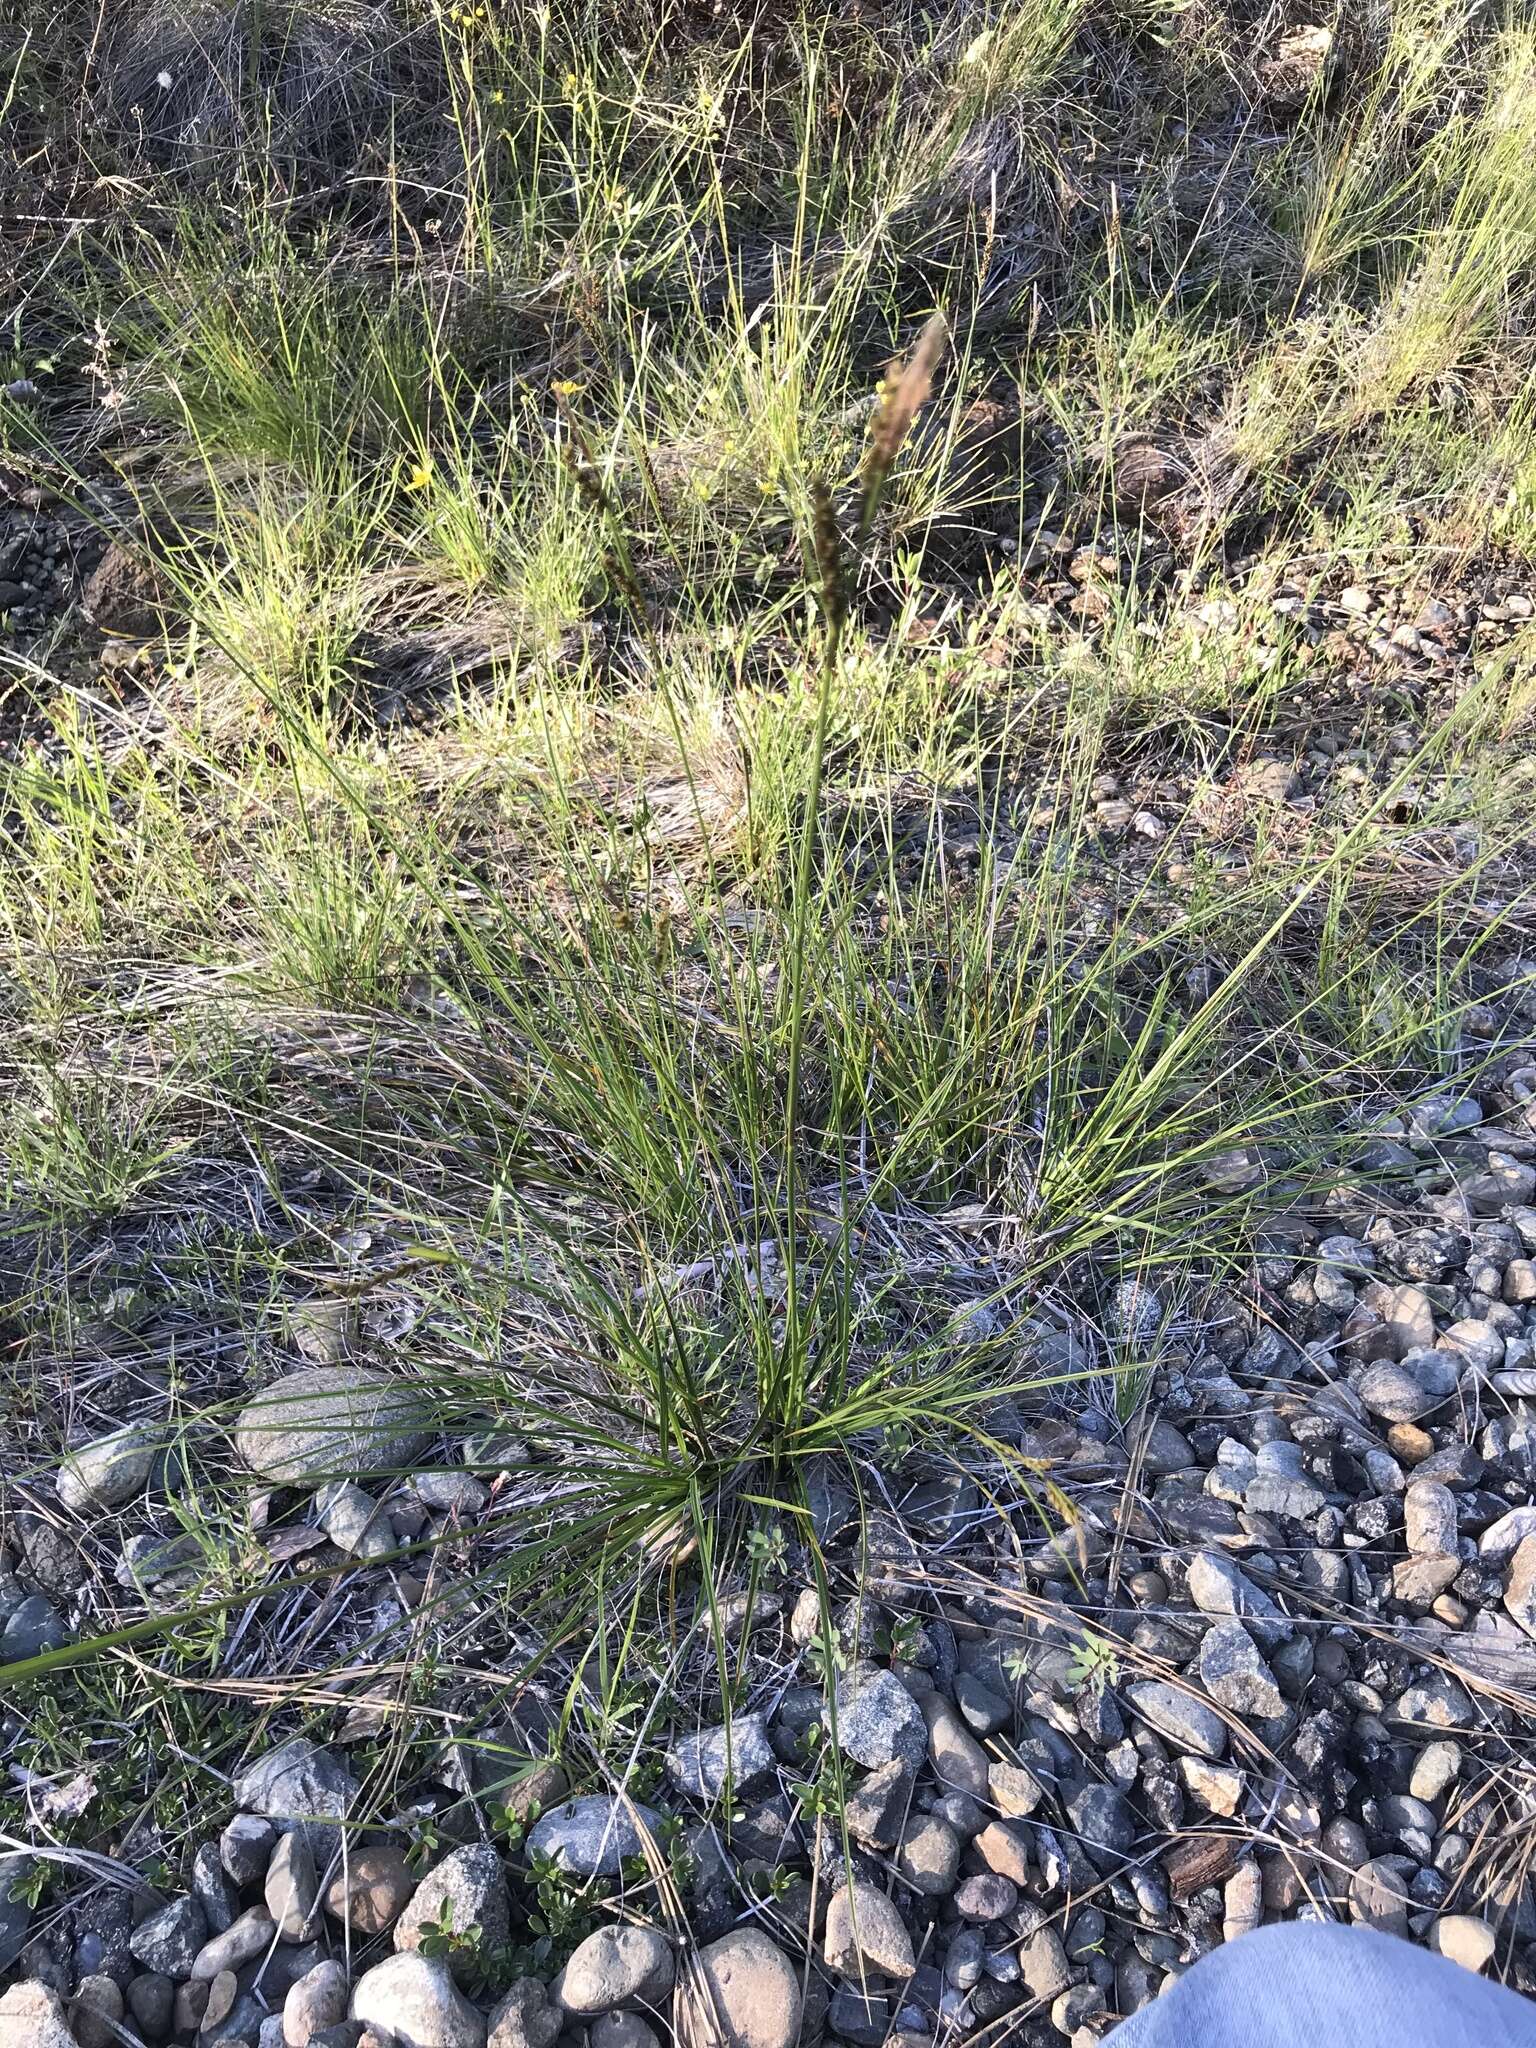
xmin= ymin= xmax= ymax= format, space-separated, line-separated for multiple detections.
xmin=16 ymin=1517 xmax=86 ymax=1599
xmin=827 ymin=1670 xmax=926 ymax=1773
xmin=129 ymin=1895 xmax=208 ymax=1978
xmin=664 ymin=1717 xmax=773 ymax=1801
xmin=394 ymin=1846 xmax=510 ymax=1984
xmin=314 ymin=1483 xmax=394 ymax=1561
xmin=1349 ymin=1858 xmax=1411 ymax=1938
xmin=1404 ymin=1480 xmax=1458 ymax=1556
xmin=324 ymin=1848 xmax=415 ymax=1935
xmin=486 ymin=1983 xmax=561 ymax=2048
xmin=191 ymin=1842 xmax=240 ymax=1935
xmin=220 ymin=1815 xmax=278 ymax=1887
xmin=1381 ymin=1285 xmax=1436 ymax=1357
xmin=190 ymin=1907 xmax=276 ymax=1982
xmin=233 ymin=1740 xmax=357 ymax=1853
xmin=57 ymin=1424 xmax=160 ymax=1511
xmin=843 ymin=1762 xmax=910 ymax=1849
xmin=1064 ymin=1781 xmax=1135 ymax=1862
xmin=1504 ymin=1534 xmax=1536 ymax=1641
xmin=234 ymin=1367 xmax=432 ymax=1485
xmin=70 ymin=1976 xmax=123 ymax=2048
xmin=920 ymin=1694 xmax=989 ymax=1797
xmin=1358 ymin=1363 xmax=1439 ymax=1424
xmin=525 ymin=1798 xmax=660 ymax=1879
xmin=822 ymin=1881 xmax=915 ymax=1978
xmin=1126 ymin=1680 xmax=1227 ymax=1759
xmin=0 ymin=1596 xmax=67 ymax=1663
xmin=556 ymin=1926 xmax=673 ymax=2015
xmin=673 ymin=1930 xmax=801 ymax=2048
xmin=351 ymin=1956 xmax=486 ymax=2048
xmin=1185 ymin=1551 xmax=1291 ymax=1640
xmin=1198 ymin=1622 xmax=1283 ymax=1720
xmin=1480 ymin=1506 xmax=1536 ymax=1567
xmin=896 ymin=1815 xmax=961 ymax=1896
xmin=266 ymin=1832 xmax=322 ymax=1942
xmin=284 ymin=1962 xmax=349 ymax=2048
xmin=1430 ymin=1915 xmax=1497 ymax=1974
xmin=0 ymin=1983 xmax=77 ymax=2048
xmin=0 ymin=1856 xmax=32 ymax=1973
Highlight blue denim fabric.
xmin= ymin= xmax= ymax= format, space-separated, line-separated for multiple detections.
xmin=1104 ymin=1923 xmax=1536 ymax=2048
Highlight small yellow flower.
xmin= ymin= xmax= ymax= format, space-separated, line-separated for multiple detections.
xmin=551 ymin=378 xmax=585 ymax=397
xmin=563 ymin=70 xmax=580 ymax=94
xmin=404 ymin=460 xmax=434 ymax=492
xmin=489 ymin=87 xmax=504 ymax=103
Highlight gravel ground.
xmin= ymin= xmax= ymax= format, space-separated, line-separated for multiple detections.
xmin=6 ymin=1028 xmax=1536 ymax=2046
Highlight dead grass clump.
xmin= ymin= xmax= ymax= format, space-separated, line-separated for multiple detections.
xmin=93 ymin=0 xmax=447 ymax=183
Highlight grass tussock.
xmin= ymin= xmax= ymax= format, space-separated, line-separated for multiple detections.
xmin=0 ymin=0 xmax=1533 ymax=1832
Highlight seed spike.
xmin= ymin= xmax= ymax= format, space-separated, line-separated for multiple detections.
xmin=858 ymin=308 xmax=949 ymax=540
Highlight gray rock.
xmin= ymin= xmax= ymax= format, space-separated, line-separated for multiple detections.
xmin=589 ymin=2017 xmax=658 ymax=2048
xmin=191 ymin=1843 xmax=239 ymax=1936
xmin=486 ymin=1983 xmax=561 ymax=2048
xmin=1404 ymin=1480 xmax=1459 ymax=1556
xmin=1019 ymin=1928 xmax=1072 ymax=2002
xmin=1198 ymin=1622 xmax=1283 ymax=1719
xmin=0 ymin=1596 xmax=67 ymax=1663
xmin=954 ymin=1873 xmax=1016 ymax=1920
xmin=69 ymin=1973 xmax=122 ymax=2048
xmin=1479 ymin=1505 xmax=1536 ymax=1566
xmin=1185 ymin=1551 xmax=1291 ymax=1640
xmin=1126 ymin=1680 xmax=1227 ymax=1758
xmin=394 ymin=1846 xmax=510 ymax=1982
xmin=664 ymin=1716 xmax=773 ymax=1800
xmin=953 ymin=1672 xmax=1010 ymax=1736
xmin=16 ymin=1517 xmax=86 ymax=1599
xmin=323 ymin=1848 xmax=415 ymax=1935
xmin=350 ymin=1956 xmax=486 ymax=2048
xmin=412 ymin=1472 xmax=490 ymax=1516
xmin=1064 ymin=1781 xmax=1135 ymax=1863
xmin=57 ymin=1424 xmax=161 ymax=1511
xmin=524 ymin=1797 xmax=660 ymax=1880
xmin=896 ymin=1815 xmax=961 ymax=1896
xmin=129 ymin=1896 xmax=207 ymax=1978
xmin=921 ymin=1694 xmax=990 ymax=1797
xmin=284 ymin=1963 xmax=350 ymax=2048
xmin=0 ymin=1856 xmax=33 ymax=1972
xmin=0 ymin=1983 xmax=77 ymax=2048
xmin=189 ymin=1907 xmax=277 ymax=1982
xmin=127 ymin=1973 xmax=175 ymax=2039
xmin=673 ymin=1930 xmax=801 ymax=2048
xmin=234 ymin=1367 xmax=432 ymax=1485
xmin=988 ymin=1760 xmax=1044 ymax=1816
xmin=118 ymin=1532 xmax=204 ymax=1593
xmin=556 ymin=1926 xmax=673 ymax=2015
xmin=1358 ymin=1363 xmax=1440 ymax=1423
xmin=1391 ymin=1671 xmax=1476 ymax=1730
xmin=828 ymin=1670 xmax=926 ymax=1773
xmin=1349 ymin=1858 xmax=1411 ymax=1938
xmin=844 ymin=1763 xmax=911 ymax=1849
xmin=314 ymin=1483 xmax=394 ymax=1561
xmin=461 ymin=1432 xmax=531 ymax=1478
xmin=823 ymin=1881 xmax=915 ymax=1977
xmin=266 ymin=1832 xmax=322 ymax=1943
xmin=220 ymin=1817 xmax=277 ymax=1888
xmin=232 ymin=1741 xmax=357 ymax=1853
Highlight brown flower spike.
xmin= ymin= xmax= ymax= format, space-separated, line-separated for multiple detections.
xmin=858 ymin=308 xmax=950 ymax=540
